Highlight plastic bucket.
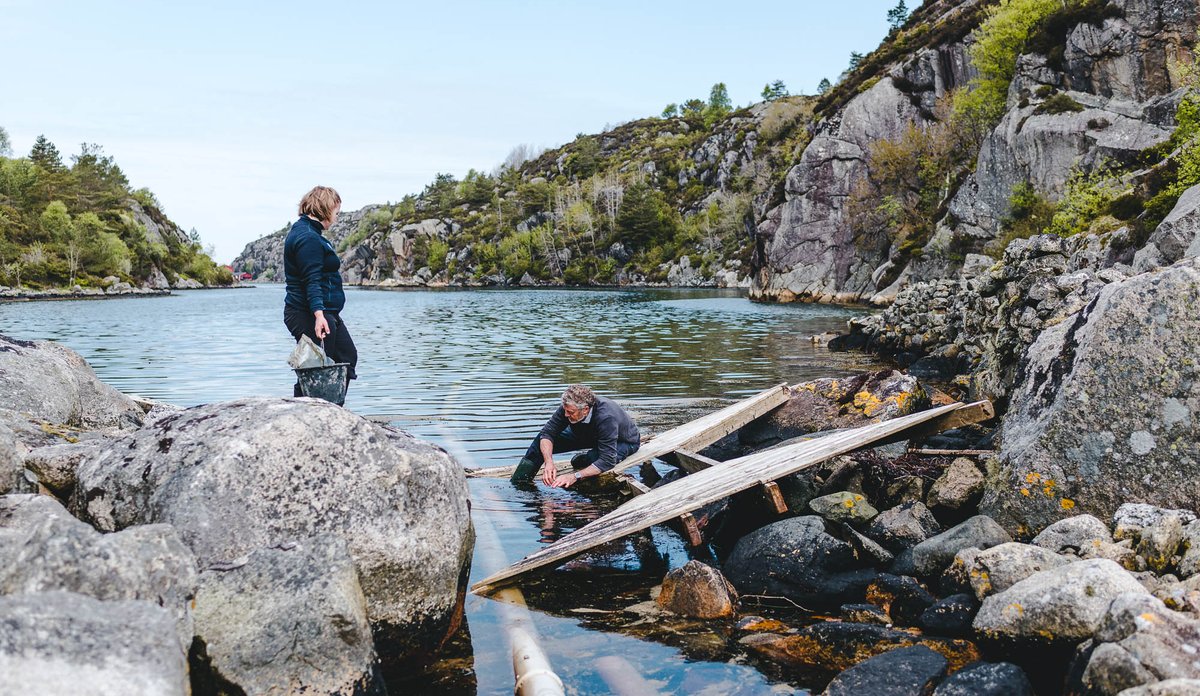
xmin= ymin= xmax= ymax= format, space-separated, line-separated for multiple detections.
xmin=294 ymin=363 xmax=350 ymax=405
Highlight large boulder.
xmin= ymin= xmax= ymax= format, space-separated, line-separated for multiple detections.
xmin=0 ymin=494 xmax=197 ymax=649
xmin=0 ymin=591 xmax=189 ymax=695
xmin=909 ymin=515 xmax=1012 ymax=578
xmin=192 ymin=534 xmax=382 ymax=696
xmin=655 ymin=560 xmax=738 ymax=619
xmin=967 ymin=542 xmax=1073 ymax=600
xmin=974 ymin=559 xmax=1147 ymax=645
xmin=72 ymin=397 xmax=474 ymax=660
xmin=724 ymin=516 xmax=876 ymax=610
xmin=1081 ymin=592 xmax=1200 ymax=695
xmin=0 ymin=334 xmax=143 ymax=430
xmin=1033 ymin=514 xmax=1113 ymax=554
xmin=866 ymin=501 xmax=942 ymax=553
xmin=983 ymin=259 xmax=1200 ymax=536
xmin=1135 ymin=184 xmax=1200 ymax=272
xmin=0 ymin=420 xmax=22 ymax=494
xmin=822 ymin=645 xmax=948 ymax=696
xmin=933 ymin=661 xmax=1034 ymax=696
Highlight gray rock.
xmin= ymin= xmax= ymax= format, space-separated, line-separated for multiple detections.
xmin=1033 ymin=514 xmax=1114 ymax=553
xmin=1117 ymin=680 xmax=1200 ymax=696
xmin=933 ymin=661 xmax=1034 ymax=696
xmin=809 ymin=491 xmax=878 ymax=524
xmin=0 ymin=591 xmax=189 ymax=695
xmin=866 ymin=502 xmax=942 ymax=553
xmin=910 ymin=515 xmax=1012 ymax=577
xmin=0 ymin=335 xmax=143 ymax=430
xmin=1115 ymin=504 xmax=1198 ymax=543
xmin=0 ymin=421 xmax=22 ymax=495
xmin=1138 ymin=512 xmax=1186 ymax=574
xmin=984 ymin=261 xmax=1200 ymax=534
xmin=724 ymin=516 xmax=876 ymax=610
xmin=919 ymin=593 xmax=979 ymax=639
xmin=823 ymin=644 xmax=948 ymax=696
xmin=928 ymin=458 xmax=985 ymax=510
xmin=22 ymin=440 xmax=104 ymax=496
xmin=974 ymin=559 xmax=1147 ymax=645
xmin=1084 ymin=592 xmax=1200 ymax=695
xmin=1179 ymin=522 xmax=1200 ymax=578
xmin=968 ymin=542 xmax=1073 ymax=600
xmin=73 ymin=397 xmax=474 ymax=660
xmin=192 ymin=534 xmax=381 ymax=696
xmin=0 ymin=494 xmax=197 ymax=649
xmin=656 ymin=560 xmax=738 ymax=619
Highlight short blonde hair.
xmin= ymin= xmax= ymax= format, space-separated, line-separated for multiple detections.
xmin=298 ymin=186 xmax=341 ymax=222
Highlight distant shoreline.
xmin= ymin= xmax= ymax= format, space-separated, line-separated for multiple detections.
xmin=0 ymin=285 xmax=250 ymax=304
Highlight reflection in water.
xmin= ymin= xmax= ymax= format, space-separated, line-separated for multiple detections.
xmin=0 ymin=285 xmax=877 ymax=695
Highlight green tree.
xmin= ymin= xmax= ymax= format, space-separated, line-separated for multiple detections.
xmin=70 ymin=143 xmax=129 ymax=210
xmin=707 ymin=82 xmax=732 ymax=112
xmin=849 ymin=52 xmax=865 ymax=71
xmin=39 ymin=200 xmax=74 ymax=240
xmin=887 ymin=0 xmax=910 ymax=29
xmin=761 ymin=80 xmax=789 ymax=101
xmin=616 ymin=182 xmax=677 ymax=248
xmin=661 ymin=103 xmax=679 ymax=118
xmin=0 ymin=126 xmax=11 ymax=157
xmin=817 ymin=78 xmax=832 ymax=95
xmin=29 ymin=135 xmax=64 ymax=172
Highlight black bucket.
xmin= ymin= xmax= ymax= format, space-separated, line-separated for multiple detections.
xmin=294 ymin=362 xmax=350 ymax=405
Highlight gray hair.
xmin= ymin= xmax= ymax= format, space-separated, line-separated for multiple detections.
xmin=561 ymin=384 xmax=596 ymax=410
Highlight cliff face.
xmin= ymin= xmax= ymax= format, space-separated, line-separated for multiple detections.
xmin=753 ymin=0 xmax=1198 ymax=303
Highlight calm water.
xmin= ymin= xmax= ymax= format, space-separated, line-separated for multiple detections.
xmin=0 ymin=285 xmax=878 ymax=695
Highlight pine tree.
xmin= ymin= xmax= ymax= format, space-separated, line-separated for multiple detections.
xmin=849 ymin=51 xmax=865 ymax=71
xmin=0 ymin=126 xmax=11 ymax=157
xmin=707 ymin=83 xmax=732 ymax=112
xmin=887 ymin=0 xmax=909 ymax=29
xmin=29 ymin=135 xmax=64 ymax=172
xmin=761 ymin=80 xmax=789 ymax=101
xmin=817 ymin=78 xmax=833 ymax=95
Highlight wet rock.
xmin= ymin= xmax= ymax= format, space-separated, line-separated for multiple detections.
xmin=843 ymin=523 xmax=894 ymax=566
xmin=984 ymin=261 xmax=1200 ymax=534
xmin=940 ymin=547 xmax=982 ymax=595
xmin=841 ymin=603 xmax=892 ymax=625
xmin=920 ymin=593 xmax=979 ymax=638
xmin=724 ymin=516 xmax=875 ymax=610
xmin=0 ymin=334 xmax=143 ymax=430
xmin=22 ymin=440 xmax=104 ymax=497
xmin=1114 ymin=504 xmax=1198 ymax=544
xmin=0 ymin=591 xmax=188 ymax=695
xmin=1080 ymin=592 xmax=1200 ymax=695
xmin=928 ymin=458 xmax=985 ymax=511
xmin=865 ymin=574 xmax=936 ymax=627
xmin=656 ymin=560 xmax=738 ymax=619
xmin=910 ymin=516 xmax=1011 ymax=578
xmin=810 ymin=491 xmax=878 ymax=525
xmin=192 ymin=535 xmax=381 ymax=696
xmin=932 ymin=661 xmax=1034 ymax=696
xmin=1032 ymin=514 xmax=1113 ymax=554
xmin=741 ymin=621 xmax=979 ymax=675
xmin=866 ymin=502 xmax=942 ymax=553
xmin=974 ymin=559 xmax=1148 ymax=646
xmin=739 ymin=371 xmax=927 ymax=448
xmin=735 ymin=615 xmax=789 ymax=633
xmin=73 ymin=398 xmax=474 ymax=663
xmin=968 ymin=542 xmax=1072 ymax=600
xmin=823 ymin=644 xmax=948 ymax=696
xmin=0 ymin=494 xmax=197 ymax=649
xmin=1138 ymin=513 xmax=1186 ymax=574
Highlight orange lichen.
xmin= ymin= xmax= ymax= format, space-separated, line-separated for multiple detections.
xmin=1061 ymin=499 xmax=1076 ymax=510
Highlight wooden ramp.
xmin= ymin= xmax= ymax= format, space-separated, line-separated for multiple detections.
xmin=471 ymin=400 xmax=993 ymax=595
xmin=464 ymin=383 xmax=791 ymax=479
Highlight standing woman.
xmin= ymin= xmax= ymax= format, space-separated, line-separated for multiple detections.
xmin=283 ymin=186 xmax=358 ymax=402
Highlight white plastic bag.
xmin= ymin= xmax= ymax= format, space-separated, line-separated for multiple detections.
xmin=287 ymin=334 xmax=327 ymax=369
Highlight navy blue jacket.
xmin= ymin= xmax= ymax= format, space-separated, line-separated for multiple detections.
xmin=538 ymin=396 xmax=640 ymax=472
xmin=283 ymin=217 xmax=344 ymax=313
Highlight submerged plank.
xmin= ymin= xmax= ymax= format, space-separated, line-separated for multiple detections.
xmin=465 ymin=383 xmax=790 ymax=478
xmin=471 ymin=401 xmax=988 ymax=595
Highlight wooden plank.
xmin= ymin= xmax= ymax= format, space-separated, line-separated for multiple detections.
xmin=613 ymin=473 xmax=650 ymax=496
xmin=471 ymin=401 xmax=984 ymax=595
xmin=909 ymin=448 xmax=994 ymax=456
xmin=615 ymin=472 xmax=704 ymax=546
xmin=678 ymin=512 xmax=703 ymax=547
xmin=673 ymin=449 xmax=721 ymax=474
xmin=761 ymin=481 xmax=787 ymax=514
xmin=876 ymin=400 xmax=995 ymax=447
xmin=465 ymin=383 xmax=790 ymax=479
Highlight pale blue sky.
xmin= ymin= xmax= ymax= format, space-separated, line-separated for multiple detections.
xmin=1 ymin=0 xmax=902 ymax=262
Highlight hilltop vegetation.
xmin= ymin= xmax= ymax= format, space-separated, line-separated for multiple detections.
xmin=0 ymin=130 xmax=231 ymax=290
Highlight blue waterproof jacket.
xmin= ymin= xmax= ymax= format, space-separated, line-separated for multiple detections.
xmin=283 ymin=217 xmax=344 ymax=313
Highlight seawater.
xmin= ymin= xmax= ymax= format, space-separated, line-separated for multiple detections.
xmin=0 ymin=285 xmax=878 ymax=695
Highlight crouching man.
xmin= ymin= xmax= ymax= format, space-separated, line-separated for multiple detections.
xmin=511 ymin=384 xmax=640 ymax=488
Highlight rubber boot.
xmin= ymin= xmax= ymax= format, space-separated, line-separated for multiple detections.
xmin=510 ymin=457 xmax=539 ymax=485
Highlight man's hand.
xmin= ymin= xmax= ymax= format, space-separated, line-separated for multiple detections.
xmin=541 ymin=461 xmax=557 ymax=486
xmin=314 ymin=310 xmax=330 ymax=340
xmin=552 ymin=473 xmax=577 ymax=488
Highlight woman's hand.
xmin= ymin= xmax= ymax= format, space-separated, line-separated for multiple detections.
xmin=314 ymin=310 xmax=330 ymax=339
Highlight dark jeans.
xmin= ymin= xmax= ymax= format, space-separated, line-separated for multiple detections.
xmin=284 ymin=306 xmax=358 ymax=397
xmin=522 ymin=427 xmax=641 ymax=471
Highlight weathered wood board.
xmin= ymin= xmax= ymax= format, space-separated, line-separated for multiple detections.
xmin=471 ymin=401 xmax=990 ymax=595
